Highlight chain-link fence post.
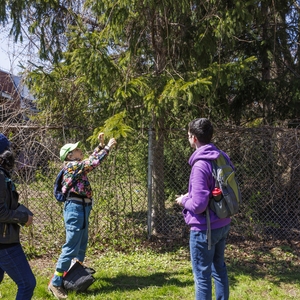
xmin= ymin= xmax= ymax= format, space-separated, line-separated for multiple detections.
xmin=147 ymin=125 xmax=153 ymax=239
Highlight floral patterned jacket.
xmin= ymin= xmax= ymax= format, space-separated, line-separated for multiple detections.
xmin=61 ymin=146 xmax=109 ymax=199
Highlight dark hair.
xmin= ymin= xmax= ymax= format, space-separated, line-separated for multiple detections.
xmin=0 ymin=150 xmax=15 ymax=171
xmin=188 ymin=118 xmax=213 ymax=144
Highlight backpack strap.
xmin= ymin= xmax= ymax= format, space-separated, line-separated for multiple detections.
xmin=0 ymin=169 xmax=17 ymax=214
xmin=0 ymin=171 xmax=7 ymax=206
xmin=206 ymin=208 xmax=212 ymax=250
xmin=206 ymin=153 xmax=223 ymax=251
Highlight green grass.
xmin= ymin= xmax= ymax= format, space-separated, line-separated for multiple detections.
xmin=1 ymin=243 xmax=299 ymax=299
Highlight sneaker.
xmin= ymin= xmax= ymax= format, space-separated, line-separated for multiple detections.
xmin=48 ymin=282 xmax=68 ymax=299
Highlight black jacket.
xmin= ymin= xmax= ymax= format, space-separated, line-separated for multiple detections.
xmin=0 ymin=168 xmax=28 ymax=244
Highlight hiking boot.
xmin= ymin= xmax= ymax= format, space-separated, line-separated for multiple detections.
xmin=48 ymin=282 xmax=68 ymax=299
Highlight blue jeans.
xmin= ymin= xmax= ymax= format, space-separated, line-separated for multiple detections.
xmin=51 ymin=201 xmax=92 ymax=286
xmin=190 ymin=224 xmax=230 ymax=300
xmin=0 ymin=243 xmax=36 ymax=300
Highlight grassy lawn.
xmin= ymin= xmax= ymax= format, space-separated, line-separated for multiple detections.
xmin=0 ymin=242 xmax=299 ymax=299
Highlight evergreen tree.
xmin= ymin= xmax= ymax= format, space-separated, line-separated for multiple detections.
xmin=3 ymin=0 xmax=300 ymax=233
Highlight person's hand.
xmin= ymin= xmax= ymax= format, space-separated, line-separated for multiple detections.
xmin=107 ymin=138 xmax=117 ymax=148
xmin=175 ymin=195 xmax=184 ymax=206
xmin=25 ymin=215 xmax=33 ymax=227
xmin=98 ymin=132 xmax=105 ymax=147
xmin=175 ymin=193 xmax=188 ymax=206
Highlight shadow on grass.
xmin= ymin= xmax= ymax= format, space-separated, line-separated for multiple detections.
xmin=226 ymin=240 xmax=300 ymax=290
xmin=85 ymin=271 xmax=194 ymax=294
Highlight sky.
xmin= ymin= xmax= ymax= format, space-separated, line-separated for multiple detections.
xmin=0 ymin=31 xmax=19 ymax=73
xmin=0 ymin=26 xmax=33 ymax=75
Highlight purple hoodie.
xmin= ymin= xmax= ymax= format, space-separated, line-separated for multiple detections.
xmin=181 ymin=143 xmax=231 ymax=231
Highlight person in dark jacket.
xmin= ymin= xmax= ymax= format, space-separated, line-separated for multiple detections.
xmin=0 ymin=133 xmax=36 ymax=299
xmin=176 ymin=118 xmax=231 ymax=300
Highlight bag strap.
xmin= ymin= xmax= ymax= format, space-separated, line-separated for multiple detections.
xmin=0 ymin=169 xmax=16 ymax=212
xmin=206 ymin=153 xmax=222 ymax=251
xmin=0 ymin=171 xmax=7 ymax=207
xmin=206 ymin=208 xmax=212 ymax=250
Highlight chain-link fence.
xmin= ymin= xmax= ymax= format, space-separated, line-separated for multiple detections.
xmin=1 ymin=125 xmax=299 ymax=255
xmin=149 ymin=126 xmax=300 ymax=248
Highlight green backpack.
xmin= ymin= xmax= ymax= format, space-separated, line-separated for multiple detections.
xmin=206 ymin=151 xmax=241 ymax=249
xmin=209 ymin=152 xmax=241 ymax=218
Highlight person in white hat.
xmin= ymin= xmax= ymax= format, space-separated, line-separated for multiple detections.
xmin=48 ymin=132 xmax=116 ymax=299
xmin=0 ymin=133 xmax=36 ymax=299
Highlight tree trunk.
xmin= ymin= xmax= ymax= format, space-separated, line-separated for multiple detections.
xmin=151 ymin=115 xmax=166 ymax=235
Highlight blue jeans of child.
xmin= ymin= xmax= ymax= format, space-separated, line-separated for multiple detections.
xmin=190 ymin=224 xmax=230 ymax=300
xmin=51 ymin=201 xmax=92 ymax=286
xmin=0 ymin=243 xmax=36 ymax=300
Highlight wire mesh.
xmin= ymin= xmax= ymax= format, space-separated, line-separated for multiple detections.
xmin=1 ymin=125 xmax=299 ymax=254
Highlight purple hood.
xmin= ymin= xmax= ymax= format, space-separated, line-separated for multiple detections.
xmin=181 ymin=143 xmax=231 ymax=231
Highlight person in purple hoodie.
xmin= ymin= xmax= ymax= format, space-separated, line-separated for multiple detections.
xmin=176 ymin=118 xmax=231 ymax=300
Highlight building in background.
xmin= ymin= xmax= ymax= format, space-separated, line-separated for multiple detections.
xmin=0 ymin=69 xmax=39 ymax=181
xmin=0 ymin=68 xmax=37 ymax=122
